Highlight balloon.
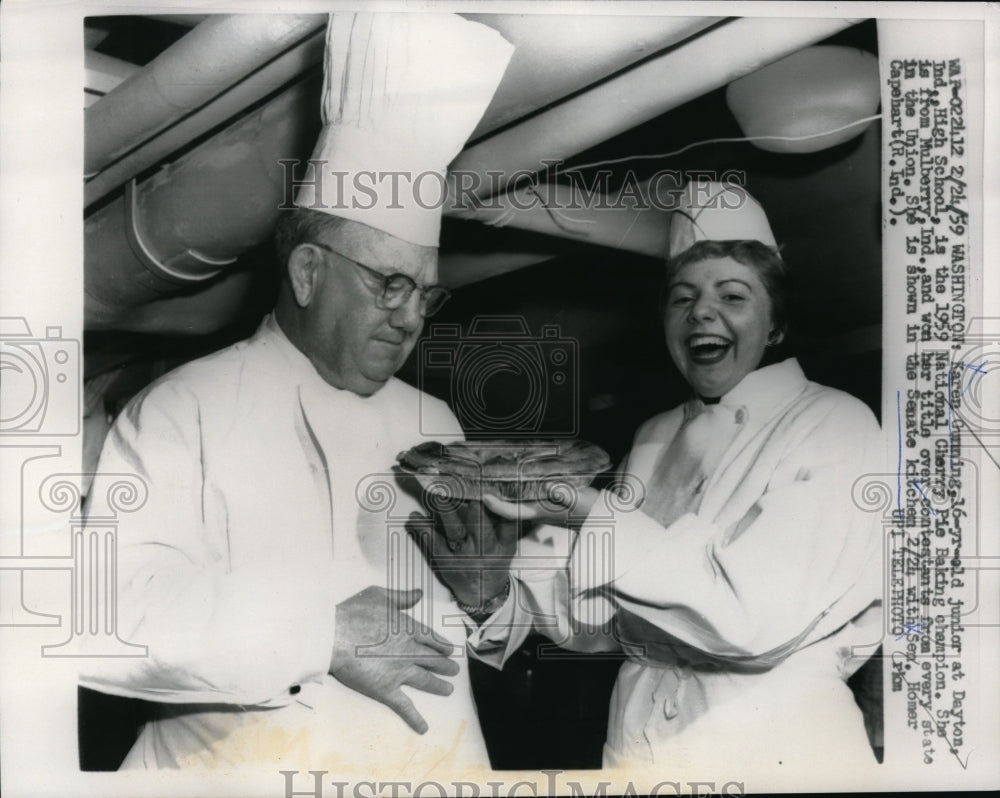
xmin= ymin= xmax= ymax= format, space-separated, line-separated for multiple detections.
xmin=725 ymin=45 xmax=880 ymax=153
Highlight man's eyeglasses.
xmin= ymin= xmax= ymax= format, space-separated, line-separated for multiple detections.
xmin=309 ymin=242 xmax=451 ymax=318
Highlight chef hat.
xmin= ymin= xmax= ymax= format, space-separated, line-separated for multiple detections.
xmin=295 ymin=13 xmax=514 ymax=247
xmin=668 ymin=179 xmax=777 ymax=259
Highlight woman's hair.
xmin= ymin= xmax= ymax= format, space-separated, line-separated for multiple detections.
xmin=663 ymin=239 xmax=791 ymax=335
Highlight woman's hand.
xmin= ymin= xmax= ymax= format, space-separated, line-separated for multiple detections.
xmin=482 ymin=485 xmax=600 ymax=529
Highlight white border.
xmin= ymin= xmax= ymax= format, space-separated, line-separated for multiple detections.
xmin=1 ymin=2 xmax=998 ymax=795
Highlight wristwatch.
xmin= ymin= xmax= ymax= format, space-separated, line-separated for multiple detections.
xmin=455 ymin=578 xmax=511 ymax=624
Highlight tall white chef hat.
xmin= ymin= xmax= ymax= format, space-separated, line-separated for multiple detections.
xmin=668 ymin=179 xmax=777 ymax=259
xmin=295 ymin=13 xmax=514 ymax=248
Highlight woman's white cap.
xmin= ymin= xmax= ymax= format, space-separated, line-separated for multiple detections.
xmin=668 ymin=179 xmax=777 ymax=258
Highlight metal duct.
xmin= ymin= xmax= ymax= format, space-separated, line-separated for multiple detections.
xmin=142 ymin=14 xmax=209 ymax=28
xmin=84 ymin=51 xmax=137 ymax=96
xmin=463 ymin=14 xmax=721 ymax=140
xmin=452 ymin=183 xmax=671 ymax=258
xmin=84 ymin=15 xmax=861 ymax=335
xmin=449 ymin=17 xmax=859 ymax=199
xmin=84 ymin=14 xmax=715 ymax=207
xmin=84 ymin=78 xmax=321 ymax=331
xmin=84 ymin=29 xmax=326 ymax=207
xmin=85 ymin=14 xmax=325 ymax=178
xmin=83 ymin=14 xmax=724 ymax=332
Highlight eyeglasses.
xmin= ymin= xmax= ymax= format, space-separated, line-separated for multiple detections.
xmin=309 ymin=242 xmax=451 ymax=318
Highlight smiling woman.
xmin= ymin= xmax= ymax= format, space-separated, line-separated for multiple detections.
xmin=426 ymin=180 xmax=885 ymax=771
xmin=663 ymin=243 xmax=787 ymax=399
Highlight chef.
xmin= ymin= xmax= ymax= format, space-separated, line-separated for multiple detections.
xmin=80 ymin=12 xmax=512 ymax=778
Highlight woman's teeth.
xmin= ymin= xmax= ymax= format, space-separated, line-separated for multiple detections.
xmin=687 ymin=335 xmax=732 ymax=362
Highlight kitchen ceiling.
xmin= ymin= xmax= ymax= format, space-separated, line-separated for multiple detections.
xmin=81 ymin=13 xmax=882 ymax=436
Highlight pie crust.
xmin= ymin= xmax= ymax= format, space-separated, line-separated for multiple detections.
xmin=397 ymin=439 xmax=611 ymax=501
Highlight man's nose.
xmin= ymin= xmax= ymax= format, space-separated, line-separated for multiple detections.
xmin=390 ymin=290 xmax=423 ymax=332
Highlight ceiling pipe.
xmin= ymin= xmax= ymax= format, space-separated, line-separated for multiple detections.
xmin=463 ymin=14 xmax=720 ymax=141
xmin=142 ymin=14 xmax=209 ymax=28
xmin=449 ymin=16 xmax=860 ymax=200
xmin=84 ymin=78 xmax=322 ymax=331
xmin=83 ymin=15 xmax=860 ymax=334
xmin=85 ymin=13 xmax=325 ymax=178
xmin=84 ymin=50 xmax=138 ymax=95
xmin=84 ymin=15 xmax=715 ymax=209
xmin=451 ymin=182 xmax=671 ymax=258
xmin=111 ymin=271 xmax=261 ymax=337
xmin=84 ymin=29 xmax=326 ymax=207
xmin=85 ymin=51 xmax=138 ymax=108
xmin=82 ymin=13 xmax=727 ymax=332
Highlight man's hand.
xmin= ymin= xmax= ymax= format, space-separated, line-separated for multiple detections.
xmin=481 ymin=485 xmax=600 ymax=529
xmin=408 ymin=501 xmax=519 ymax=609
xmin=329 ymin=586 xmax=458 ymax=735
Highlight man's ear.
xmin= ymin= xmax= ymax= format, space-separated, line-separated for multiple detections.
xmin=767 ymin=327 xmax=785 ymax=346
xmin=287 ymin=244 xmax=323 ymax=308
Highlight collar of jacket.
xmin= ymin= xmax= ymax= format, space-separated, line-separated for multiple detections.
xmin=252 ymin=312 xmax=322 ymax=381
xmin=682 ymin=357 xmax=809 ymax=426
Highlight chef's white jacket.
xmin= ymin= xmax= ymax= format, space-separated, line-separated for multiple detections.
xmin=471 ymin=359 xmax=885 ymax=773
xmin=80 ymin=315 xmax=487 ymax=776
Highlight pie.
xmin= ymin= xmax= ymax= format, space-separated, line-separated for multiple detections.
xmin=397 ymin=439 xmax=611 ymax=502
